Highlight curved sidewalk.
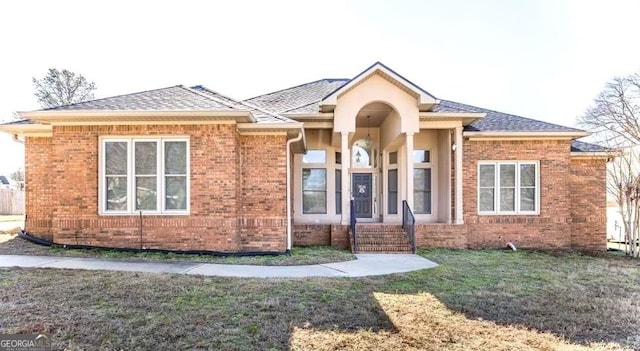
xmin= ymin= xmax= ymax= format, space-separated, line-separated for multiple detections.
xmin=0 ymin=254 xmax=438 ymax=278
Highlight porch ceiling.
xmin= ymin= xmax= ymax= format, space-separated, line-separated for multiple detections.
xmin=356 ymin=102 xmax=392 ymax=127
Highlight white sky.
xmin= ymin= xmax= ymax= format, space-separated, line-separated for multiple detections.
xmin=1 ymin=0 xmax=639 ymax=174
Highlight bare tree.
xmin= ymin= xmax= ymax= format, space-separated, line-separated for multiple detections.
xmin=10 ymin=168 xmax=24 ymax=182
xmin=9 ymin=168 xmax=24 ymax=191
xmin=32 ymin=68 xmax=97 ymax=108
xmin=607 ymin=147 xmax=640 ymax=257
xmin=579 ymin=72 xmax=640 ymax=257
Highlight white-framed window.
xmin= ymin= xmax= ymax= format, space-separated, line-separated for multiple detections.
xmin=478 ymin=161 xmax=539 ymax=215
xmin=413 ymin=149 xmax=432 ymax=214
xmin=302 ymin=149 xmax=327 ymax=214
xmin=100 ymin=137 xmax=190 ymax=215
xmin=335 ymin=152 xmax=342 ymax=214
xmin=387 ymin=151 xmax=398 ymax=214
xmin=303 ymin=150 xmax=326 ymax=164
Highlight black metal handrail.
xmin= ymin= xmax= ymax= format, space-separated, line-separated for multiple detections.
xmin=402 ymin=200 xmax=416 ymax=253
xmin=350 ymin=199 xmax=357 ymax=252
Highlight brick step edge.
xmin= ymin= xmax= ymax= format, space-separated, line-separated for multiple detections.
xmin=358 ymin=240 xmax=411 ymax=245
xmin=356 ymin=228 xmax=405 ymax=233
xmin=356 ymin=247 xmax=411 ymax=253
xmin=357 ymin=234 xmax=410 ymax=238
xmin=356 ymin=245 xmax=412 ymax=250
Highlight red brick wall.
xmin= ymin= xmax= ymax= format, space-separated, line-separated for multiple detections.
xmin=330 ymin=225 xmax=350 ymax=249
xmin=416 ymin=224 xmax=467 ymax=248
xmin=292 ymin=224 xmax=350 ymax=250
xmin=24 ymin=124 xmax=287 ymax=252
xmin=293 ymin=224 xmax=331 ymax=246
xmin=239 ymin=135 xmax=287 ymax=251
xmin=569 ymin=158 xmax=607 ymax=250
xmin=463 ymin=139 xmax=574 ymax=249
xmin=24 ymin=137 xmax=53 ymax=241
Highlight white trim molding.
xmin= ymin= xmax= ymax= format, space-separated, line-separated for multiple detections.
xmin=98 ymin=136 xmax=191 ymax=216
xmin=477 ymin=160 xmax=540 ymax=216
xmin=464 ymin=131 xmax=590 ymax=140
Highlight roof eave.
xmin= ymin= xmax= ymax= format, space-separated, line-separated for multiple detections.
xmin=19 ymin=110 xmax=256 ymax=123
xmin=464 ymin=131 xmax=590 ymax=140
xmin=570 ymin=151 xmax=612 ymax=158
xmin=0 ymin=123 xmax=53 ymax=137
xmin=420 ymin=112 xmax=485 ymax=126
xmin=237 ymin=122 xmax=304 ymax=134
xmin=282 ymin=112 xmax=334 ymax=120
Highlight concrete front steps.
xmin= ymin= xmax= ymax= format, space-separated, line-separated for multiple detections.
xmin=350 ymin=224 xmax=413 ymax=253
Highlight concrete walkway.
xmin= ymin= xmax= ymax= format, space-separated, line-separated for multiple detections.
xmin=0 ymin=254 xmax=438 ymax=278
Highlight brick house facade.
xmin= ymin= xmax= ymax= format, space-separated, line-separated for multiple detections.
xmin=2 ymin=63 xmax=608 ymax=252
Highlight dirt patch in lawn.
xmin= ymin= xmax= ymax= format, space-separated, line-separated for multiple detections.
xmin=0 ymin=235 xmax=355 ymax=266
xmin=0 ymin=249 xmax=638 ymax=350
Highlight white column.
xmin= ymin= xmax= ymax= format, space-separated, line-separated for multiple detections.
xmin=455 ymin=126 xmax=464 ymax=224
xmin=405 ymin=132 xmax=414 ymax=209
xmin=341 ymin=132 xmax=350 ymax=225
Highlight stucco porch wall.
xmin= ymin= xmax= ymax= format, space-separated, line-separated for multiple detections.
xmin=24 ymin=125 xmax=287 ymax=252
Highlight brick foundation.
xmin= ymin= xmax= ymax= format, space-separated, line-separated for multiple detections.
xmin=292 ymin=224 xmax=350 ymax=250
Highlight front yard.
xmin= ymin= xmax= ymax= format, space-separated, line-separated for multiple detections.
xmin=0 ymin=249 xmax=638 ymax=350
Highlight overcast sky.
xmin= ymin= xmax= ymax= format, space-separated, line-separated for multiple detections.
xmin=1 ymin=0 xmax=639 ymax=175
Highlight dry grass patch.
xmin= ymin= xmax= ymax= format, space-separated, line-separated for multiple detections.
xmin=291 ymin=292 xmax=626 ymax=350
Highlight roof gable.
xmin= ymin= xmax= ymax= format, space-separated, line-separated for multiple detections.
xmin=320 ymin=62 xmax=437 ymax=110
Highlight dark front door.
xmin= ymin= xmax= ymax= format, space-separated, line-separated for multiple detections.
xmin=352 ymin=173 xmax=372 ymax=218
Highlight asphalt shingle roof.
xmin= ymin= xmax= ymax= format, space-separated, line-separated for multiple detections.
xmin=190 ymin=86 xmax=294 ymax=123
xmin=44 ymin=85 xmax=238 ymax=111
xmin=247 ymin=79 xmax=584 ymax=133
xmin=245 ymin=78 xmax=605 ymax=153
xmin=1 ymin=119 xmax=36 ymax=125
xmin=435 ymin=100 xmax=584 ymax=133
xmin=32 ymin=85 xmax=295 ymax=124
xmin=570 ymin=140 xmax=610 ymax=153
xmin=245 ymin=79 xmax=349 ymax=114
xmin=11 ymin=72 xmax=605 ymax=153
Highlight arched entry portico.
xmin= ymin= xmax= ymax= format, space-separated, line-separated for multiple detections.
xmin=292 ymin=63 xmax=464 ymax=229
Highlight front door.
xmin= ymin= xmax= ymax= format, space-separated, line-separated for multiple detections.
xmin=352 ymin=173 xmax=372 ymax=218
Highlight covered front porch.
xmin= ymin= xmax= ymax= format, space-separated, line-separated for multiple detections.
xmin=293 ymin=105 xmax=472 ymax=227
xmin=289 ymin=63 xmax=483 ymax=251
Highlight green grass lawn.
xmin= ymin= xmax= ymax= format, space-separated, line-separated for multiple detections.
xmin=1 ymin=249 xmax=638 ymax=350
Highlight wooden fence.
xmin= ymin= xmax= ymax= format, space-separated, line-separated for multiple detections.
xmin=0 ymin=188 xmax=25 ymax=215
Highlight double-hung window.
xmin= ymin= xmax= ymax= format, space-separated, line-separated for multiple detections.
xmin=413 ymin=150 xmax=432 ymax=214
xmin=302 ymin=150 xmax=327 ymax=214
xmin=387 ymin=151 xmax=398 ymax=214
xmin=101 ymin=137 xmax=190 ymax=215
xmin=478 ymin=161 xmax=539 ymax=214
xmin=335 ymin=151 xmax=342 ymax=214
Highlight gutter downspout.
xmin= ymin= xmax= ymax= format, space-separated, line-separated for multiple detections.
xmin=286 ymin=131 xmax=303 ymax=251
xmin=12 ymin=134 xmax=24 ymax=144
